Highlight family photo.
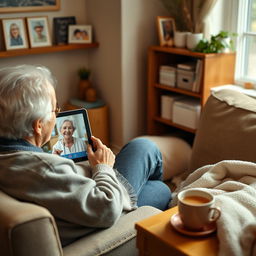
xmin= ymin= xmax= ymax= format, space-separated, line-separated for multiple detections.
xmin=2 ymin=18 xmax=28 ymax=50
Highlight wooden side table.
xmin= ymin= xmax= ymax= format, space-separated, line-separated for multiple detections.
xmin=135 ymin=206 xmax=218 ymax=256
xmin=65 ymin=103 xmax=110 ymax=146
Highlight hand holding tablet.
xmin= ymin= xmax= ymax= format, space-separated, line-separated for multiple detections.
xmin=87 ymin=136 xmax=115 ymax=167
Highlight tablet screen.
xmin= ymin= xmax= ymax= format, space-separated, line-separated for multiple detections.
xmin=42 ymin=108 xmax=92 ymax=162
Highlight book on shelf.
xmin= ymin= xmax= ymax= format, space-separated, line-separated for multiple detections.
xmin=177 ymin=61 xmax=197 ymax=71
xmin=192 ymin=59 xmax=203 ymax=92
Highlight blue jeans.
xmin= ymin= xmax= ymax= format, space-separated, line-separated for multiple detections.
xmin=114 ymin=138 xmax=172 ymax=210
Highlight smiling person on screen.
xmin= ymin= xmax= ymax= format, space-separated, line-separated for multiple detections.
xmin=0 ymin=65 xmax=171 ymax=246
xmin=52 ymin=119 xmax=86 ymax=155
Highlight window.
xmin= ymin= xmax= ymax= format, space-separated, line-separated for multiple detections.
xmin=235 ymin=0 xmax=256 ymax=82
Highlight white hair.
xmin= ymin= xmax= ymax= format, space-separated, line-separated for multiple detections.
xmin=59 ymin=119 xmax=76 ymax=133
xmin=0 ymin=65 xmax=57 ymax=139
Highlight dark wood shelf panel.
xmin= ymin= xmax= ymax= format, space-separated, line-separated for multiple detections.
xmin=0 ymin=43 xmax=99 ymax=58
xmin=154 ymin=116 xmax=196 ymax=133
xmin=155 ymin=84 xmax=201 ymax=98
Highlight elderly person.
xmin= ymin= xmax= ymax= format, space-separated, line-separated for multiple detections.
xmin=0 ymin=65 xmax=171 ymax=246
xmin=52 ymin=119 xmax=86 ymax=155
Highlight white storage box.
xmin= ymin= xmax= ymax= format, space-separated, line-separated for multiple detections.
xmin=172 ymin=98 xmax=201 ymax=129
xmin=159 ymin=66 xmax=176 ymax=87
xmin=161 ymin=95 xmax=184 ymax=120
xmin=177 ymin=69 xmax=195 ymax=91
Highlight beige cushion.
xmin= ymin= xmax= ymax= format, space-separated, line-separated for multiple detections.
xmin=140 ymin=136 xmax=192 ymax=180
xmin=190 ymin=89 xmax=256 ymax=172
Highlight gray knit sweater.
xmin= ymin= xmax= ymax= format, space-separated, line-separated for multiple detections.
xmin=0 ymin=149 xmax=137 ymax=246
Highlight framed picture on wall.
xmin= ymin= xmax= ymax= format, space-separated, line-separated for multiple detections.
xmin=2 ymin=18 xmax=29 ymax=50
xmin=53 ymin=16 xmax=77 ymax=45
xmin=27 ymin=16 xmax=52 ymax=48
xmin=68 ymin=25 xmax=92 ymax=44
xmin=0 ymin=0 xmax=60 ymax=13
xmin=157 ymin=16 xmax=176 ymax=47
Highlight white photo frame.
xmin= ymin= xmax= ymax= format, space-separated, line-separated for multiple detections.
xmin=27 ymin=16 xmax=51 ymax=48
xmin=68 ymin=25 xmax=92 ymax=44
xmin=2 ymin=18 xmax=28 ymax=50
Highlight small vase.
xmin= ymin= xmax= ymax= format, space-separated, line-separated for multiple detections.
xmin=85 ymin=87 xmax=97 ymax=102
xmin=174 ymin=31 xmax=191 ymax=48
xmin=78 ymin=80 xmax=90 ymax=100
xmin=186 ymin=33 xmax=203 ymax=50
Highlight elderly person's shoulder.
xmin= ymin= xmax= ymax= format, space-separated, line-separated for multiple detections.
xmin=0 ymin=150 xmax=82 ymax=175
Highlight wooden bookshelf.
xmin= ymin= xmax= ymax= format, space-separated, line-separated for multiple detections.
xmin=0 ymin=43 xmax=99 ymax=58
xmin=147 ymin=46 xmax=236 ymax=136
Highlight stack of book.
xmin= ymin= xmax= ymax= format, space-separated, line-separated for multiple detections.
xmin=159 ymin=65 xmax=176 ymax=87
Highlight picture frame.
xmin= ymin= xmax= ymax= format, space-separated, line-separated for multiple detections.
xmin=2 ymin=18 xmax=29 ymax=50
xmin=68 ymin=25 xmax=92 ymax=44
xmin=53 ymin=16 xmax=76 ymax=45
xmin=0 ymin=0 xmax=60 ymax=13
xmin=157 ymin=16 xmax=176 ymax=47
xmin=27 ymin=16 xmax=51 ymax=48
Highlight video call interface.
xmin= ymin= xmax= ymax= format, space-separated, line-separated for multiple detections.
xmin=43 ymin=112 xmax=89 ymax=161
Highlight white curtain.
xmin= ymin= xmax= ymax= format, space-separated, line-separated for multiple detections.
xmin=193 ymin=0 xmax=219 ymax=35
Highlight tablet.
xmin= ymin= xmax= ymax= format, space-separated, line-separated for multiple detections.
xmin=44 ymin=108 xmax=93 ymax=162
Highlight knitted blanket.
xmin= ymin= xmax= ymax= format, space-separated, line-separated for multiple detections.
xmin=171 ymin=160 xmax=256 ymax=256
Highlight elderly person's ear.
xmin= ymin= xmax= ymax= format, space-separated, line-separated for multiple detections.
xmin=33 ymin=119 xmax=43 ymax=135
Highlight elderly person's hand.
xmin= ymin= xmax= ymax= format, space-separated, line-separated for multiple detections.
xmin=53 ymin=149 xmax=63 ymax=155
xmin=87 ymin=136 xmax=115 ymax=168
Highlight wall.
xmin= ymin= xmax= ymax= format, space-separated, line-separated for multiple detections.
xmin=0 ymin=0 xmax=90 ymax=107
xmin=86 ymin=0 xmax=123 ymax=149
xmin=87 ymin=0 xmax=168 ymax=150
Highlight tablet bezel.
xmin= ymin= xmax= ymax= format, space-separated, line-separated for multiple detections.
xmin=54 ymin=108 xmax=93 ymax=162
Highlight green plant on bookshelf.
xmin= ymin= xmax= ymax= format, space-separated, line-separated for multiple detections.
xmin=194 ymin=31 xmax=237 ymax=53
xmin=77 ymin=67 xmax=97 ymax=102
xmin=78 ymin=67 xmax=91 ymax=80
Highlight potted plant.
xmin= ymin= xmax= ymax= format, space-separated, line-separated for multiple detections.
xmin=77 ymin=67 xmax=97 ymax=102
xmin=193 ymin=31 xmax=237 ymax=53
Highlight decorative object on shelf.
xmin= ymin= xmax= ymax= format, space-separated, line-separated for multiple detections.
xmin=156 ymin=16 xmax=176 ymax=47
xmin=174 ymin=31 xmax=190 ymax=48
xmin=194 ymin=31 xmax=237 ymax=53
xmin=53 ymin=16 xmax=76 ymax=45
xmin=68 ymin=25 xmax=92 ymax=44
xmin=78 ymin=67 xmax=97 ymax=102
xmin=1 ymin=18 xmax=28 ymax=50
xmin=0 ymin=0 xmax=60 ymax=13
xmin=186 ymin=33 xmax=203 ymax=50
xmin=26 ymin=16 xmax=51 ymax=48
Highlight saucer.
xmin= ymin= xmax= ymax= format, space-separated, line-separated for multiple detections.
xmin=170 ymin=213 xmax=217 ymax=237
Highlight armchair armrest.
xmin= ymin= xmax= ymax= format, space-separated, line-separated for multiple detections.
xmin=0 ymin=190 xmax=63 ymax=256
xmin=63 ymin=206 xmax=161 ymax=256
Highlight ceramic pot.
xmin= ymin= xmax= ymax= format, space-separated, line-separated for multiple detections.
xmin=186 ymin=33 xmax=203 ymax=50
xmin=174 ymin=31 xmax=191 ymax=48
xmin=85 ymin=87 xmax=97 ymax=102
xmin=78 ymin=80 xmax=90 ymax=100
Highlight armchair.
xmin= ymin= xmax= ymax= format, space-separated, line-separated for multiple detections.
xmin=0 ymin=190 xmax=160 ymax=256
xmin=145 ymin=88 xmax=256 ymax=183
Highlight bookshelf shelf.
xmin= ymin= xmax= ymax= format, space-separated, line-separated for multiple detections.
xmin=0 ymin=43 xmax=99 ymax=58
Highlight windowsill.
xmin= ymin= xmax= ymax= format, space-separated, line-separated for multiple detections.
xmin=211 ymin=84 xmax=256 ymax=98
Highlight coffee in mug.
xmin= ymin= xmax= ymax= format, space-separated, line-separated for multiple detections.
xmin=178 ymin=189 xmax=221 ymax=231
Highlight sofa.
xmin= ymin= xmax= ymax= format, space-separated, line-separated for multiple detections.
xmin=1 ymin=88 xmax=255 ymax=256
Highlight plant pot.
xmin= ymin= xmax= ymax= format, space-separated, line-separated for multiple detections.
xmin=186 ymin=33 xmax=203 ymax=50
xmin=78 ymin=79 xmax=90 ymax=100
xmin=174 ymin=31 xmax=191 ymax=48
xmin=85 ymin=87 xmax=97 ymax=102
